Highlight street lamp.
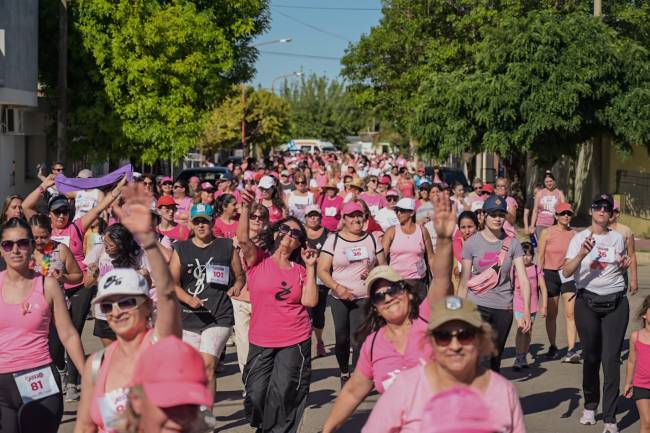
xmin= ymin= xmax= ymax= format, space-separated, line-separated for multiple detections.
xmin=242 ymin=37 xmax=293 ymax=157
xmin=271 ymin=71 xmax=304 ymax=94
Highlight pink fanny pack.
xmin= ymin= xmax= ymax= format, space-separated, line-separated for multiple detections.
xmin=468 ymin=237 xmax=513 ymax=295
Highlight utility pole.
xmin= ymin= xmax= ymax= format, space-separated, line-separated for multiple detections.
xmin=56 ymin=0 xmax=68 ymax=162
xmin=594 ymin=0 xmax=602 ymax=17
xmin=241 ymin=83 xmax=248 ymax=157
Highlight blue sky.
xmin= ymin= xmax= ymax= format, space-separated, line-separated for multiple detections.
xmin=251 ymin=1 xmax=383 ymax=89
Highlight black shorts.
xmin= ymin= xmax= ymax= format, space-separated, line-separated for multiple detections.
xmin=543 ymin=269 xmax=577 ymax=297
xmin=633 ymin=386 xmax=650 ymax=401
xmin=93 ymin=318 xmax=116 ymax=341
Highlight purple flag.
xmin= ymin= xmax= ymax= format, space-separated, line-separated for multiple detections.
xmin=55 ymin=164 xmax=133 ymax=193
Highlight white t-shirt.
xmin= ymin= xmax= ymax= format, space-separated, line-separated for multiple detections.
xmin=287 ymin=192 xmax=314 ymax=223
xmin=375 ymin=208 xmax=399 ymax=232
xmin=74 ymin=189 xmax=101 ymax=221
xmin=565 ymin=229 xmax=625 ymax=295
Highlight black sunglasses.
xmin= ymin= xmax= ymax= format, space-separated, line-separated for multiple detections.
xmin=0 ymin=238 xmax=33 ymax=252
xmin=591 ymin=204 xmax=612 ymax=213
xmin=279 ymin=224 xmax=304 ymax=241
xmin=395 ymin=208 xmax=412 ymax=214
xmin=371 ymin=283 xmax=405 ymax=304
xmin=249 ymin=214 xmax=266 ymax=222
xmin=192 ymin=217 xmax=211 ymax=225
xmin=557 ymin=211 xmax=573 ymax=217
xmin=161 ymin=181 xmax=173 ymax=186
xmin=386 ymin=196 xmax=398 ymax=201
xmin=431 ymin=327 xmax=478 ymax=347
xmin=52 ymin=208 xmax=69 ymax=216
xmin=98 ymin=296 xmax=143 ymax=315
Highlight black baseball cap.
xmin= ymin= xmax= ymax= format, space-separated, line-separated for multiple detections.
xmin=48 ymin=195 xmax=70 ymax=212
xmin=591 ymin=193 xmax=614 ymax=208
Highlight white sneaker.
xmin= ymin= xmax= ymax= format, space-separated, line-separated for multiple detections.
xmin=602 ymin=423 xmax=618 ymax=433
xmin=579 ymin=409 xmax=596 ymax=425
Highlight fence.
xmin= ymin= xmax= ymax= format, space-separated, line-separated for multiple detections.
xmin=617 ymin=170 xmax=650 ymax=220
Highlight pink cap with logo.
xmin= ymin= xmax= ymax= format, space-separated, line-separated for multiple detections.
xmin=421 ymin=386 xmax=501 ymax=433
xmin=131 ymin=335 xmax=213 ymax=408
xmin=342 ymin=201 xmax=364 ymax=216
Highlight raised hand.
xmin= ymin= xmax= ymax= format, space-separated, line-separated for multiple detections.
xmin=432 ymin=191 xmax=456 ymax=239
xmin=112 ymin=182 xmax=153 ymax=237
xmin=241 ymin=190 xmax=255 ymax=207
xmin=301 ymin=247 xmax=318 ymax=266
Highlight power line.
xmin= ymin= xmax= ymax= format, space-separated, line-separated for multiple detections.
xmin=274 ymin=9 xmax=351 ymax=42
xmin=259 ymin=50 xmax=342 ymax=61
xmin=273 ymin=4 xmax=381 ymax=11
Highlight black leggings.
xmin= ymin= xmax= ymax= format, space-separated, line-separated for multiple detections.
xmin=48 ymin=285 xmax=94 ymax=385
xmin=308 ymin=286 xmax=329 ymax=330
xmin=243 ymin=340 xmax=311 ymax=433
xmin=329 ymin=296 xmax=366 ymax=374
xmin=0 ymin=364 xmax=63 ymax=433
xmin=575 ymin=293 xmax=629 ymax=424
xmin=477 ymin=306 xmax=513 ymax=372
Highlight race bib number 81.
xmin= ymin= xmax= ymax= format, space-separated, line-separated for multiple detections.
xmin=13 ymin=366 xmax=60 ymax=403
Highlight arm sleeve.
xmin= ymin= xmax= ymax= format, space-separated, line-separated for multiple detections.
xmin=510 ymin=238 xmax=524 ymax=259
xmin=355 ymin=336 xmax=374 ymax=380
xmin=320 ymin=233 xmax=335 ymax=256
xmin=565 ymin=234 xmax=582 ymax=260
xmin=461 ymin=237 xmax=474 ymax=261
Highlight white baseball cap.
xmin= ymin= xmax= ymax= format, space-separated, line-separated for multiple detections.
xmin=395 ymin=198 xmax=416 ymax=211
xmin=92 ymin=268 xmax=150 ymax=304
xmin=258 ymin=175 xmax=276 ymax=189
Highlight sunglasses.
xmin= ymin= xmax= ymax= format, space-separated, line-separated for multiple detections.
xmin=387 ymin=196 xmax=398 ymax=201
xmin=279 ymin=224 xmax=304 ymax=241
xmin=395 ymin=208 xmax=412 ymax=214
xmin=52 ymin=208 xmax=69 ymax=216
xmin=487 ymin=211 xmax=507 ymax=219
xmin=249 ymin=214 xmax=266 ymax=222
xmin=306 ymin=212 xmax=321 ymax=218
xmin=431 ymin=327 xmax=478 ymax=347
xmin=0 ymin=238 xmax=33 ymax=252
xmin=161 ymin=181 xmax=173 ymax=186
xmin=368 ymin=179 xmax=377 ymax=183
xmin=591 ymin=204 xmax=612 ymax=213
xmin=295 ymin=181 xmax=306 ymax=185
xmin=98 ymin=296 xmax=145 ymax=315
xmin=192 ymin=217 xmax=211 ymax=225
xmin=557 ymin=211 xmax=573 ymax=217
xmin=371 ymin=283 xmax=405 ymax=304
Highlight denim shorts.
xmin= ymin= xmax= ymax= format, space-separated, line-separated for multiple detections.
xmin=514 ymin=311 xmax=537 ymax=322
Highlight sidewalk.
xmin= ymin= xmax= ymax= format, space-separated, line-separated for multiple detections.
xmin=59 ymin=265 xmax=650 ymax=433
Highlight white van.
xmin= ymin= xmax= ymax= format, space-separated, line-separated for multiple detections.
xmin=285 ymin=139 xmax=337 ymax=154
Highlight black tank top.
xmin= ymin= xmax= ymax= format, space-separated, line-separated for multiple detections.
xmin=307 ymin=227 xmax=329 ymax=252
xmin=174 ymin=238 xmax=235 ymax=331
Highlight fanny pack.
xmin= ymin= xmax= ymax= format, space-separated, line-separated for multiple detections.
xmin=579 ymin=289 xmax=625 ymax=314
xmin=468 ymin=237 xmax=513 ymax=295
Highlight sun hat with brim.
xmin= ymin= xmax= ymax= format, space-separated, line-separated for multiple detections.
xmin=427 ymin=296 xmax=483 ymax=331
xmin=395 ymin=198 xmax=416 ymax=211
xmin=48 ymin=195 xmax=70 ymax=212
xmin=190 ymin=203 xmax=213 ymax=221
xmin=341 ymin=201 xmax=364 ymax=216
xmin=348 ymin=178 xmax=364 ymax=191
xmin=131 ymin=335 xmax=213 ymax=408
xmin=304 ymin=204 xmax=322 ymax=215
xmin=322 ymin=180 xmax=339 ymax=191
xmin=555 ymin=202 xmax=573 ymax=214
xmin=365 ymin=265 xmax=403 ymax=293
xmin=156 ymin=195 xmax=177 ymax=209
xmin=92 ymin=268 xmax=150 ymax=305
xmin=421 ymin=386 xmax=501 ymax=433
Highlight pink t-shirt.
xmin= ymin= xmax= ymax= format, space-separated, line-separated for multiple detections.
xmin=213 ymin=218 xmax=239 ymax=239
xmin=321 ymin=232 xmax=383 ymax=299
xmin=356 ymin=318 xmax=432 ymax=393
xmin=246 ymin=253 xmax=311 ymax=348
xmin=320 ymin=195 xmax=344 ymax=232
xmin=362 ymin=365 xmax=526 ymax=433
xmin=51 ymin=219 xmax=87 ymax=289
xmin=360 ymin=193 xmax=387 ymax=217
xmin=513 ymin=264 xmax=541 ymax=314
xmin=503 ymin=196 xmax=519 ymax=238
xmin=158 ymin=224 xmax=190 ymax=242
xmin=536 ymin=188 xmax=563 ymax=227
xmin=174 ymin=196 xmax=193 ymax=225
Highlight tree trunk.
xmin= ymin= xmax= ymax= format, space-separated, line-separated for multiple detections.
xmin=56 ymin=0 xmax=68 ymax=162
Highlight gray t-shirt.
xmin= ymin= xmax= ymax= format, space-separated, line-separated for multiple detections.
xmin=462 ymin=233 xmax=524 ymax=310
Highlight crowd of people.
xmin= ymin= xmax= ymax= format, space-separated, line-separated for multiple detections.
xmin=0 ymin=151 xmax=645 ymax=433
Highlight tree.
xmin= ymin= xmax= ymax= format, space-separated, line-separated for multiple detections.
xmin=201 ymin=86 xmax=290 ymax=156
xmin=73 ymin=0 xmax=269 ymax=164
xmin=412 ymin=9 xmax=650 ymax=163
xmin=280 ymin=74 xmax=367 ymax=146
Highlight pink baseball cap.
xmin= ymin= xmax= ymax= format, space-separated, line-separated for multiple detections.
xmin=421 ymin=386 xmax=501 ymax=433
xmin=555 ymin=202 xmax=573 ymax=214
xmin=481 ymin=184 xmax=495 ymax=193
xmin=386 ymin=189 xmax=399 ymax=197
xmin=379 ymin=175 xmax=391 ymax=185
xmin=342 ymin=201 xmax=364 ymax=216
xmin=159 ymin=176 xmax=172 ymax=184
xmin=201 ymin=181 xmax=214 ymax=191
xmin=131 ymin=336 xmax=213 ymax=408
xmin=305 ymin=204 xmax=321 ymax=215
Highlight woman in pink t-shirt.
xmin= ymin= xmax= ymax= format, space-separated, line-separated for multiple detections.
xmin=212 ymin=193 xmax=239 ymax=239
xmin=172 ymin=180 xmax=193 ymax=226
xmin=322 ymin=192 xmax=457 ymax=433
xmin=359 ymin=175 xmax=387 ymax=218
xmin=237 ymin=190 xmax=318 ymax=433
xmin=320 ymin=182 xmax=344 ymax=231
xmin=531 ymin=171 xmax=566 ymax=239
xmin=361 ymin=296 xmax=526 ymax=433
xmin=495 ymin=177 xmax=519 ymax=238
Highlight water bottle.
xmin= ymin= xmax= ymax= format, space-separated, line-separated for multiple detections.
xmin=530 ymin=233 xmax=538 ymax=248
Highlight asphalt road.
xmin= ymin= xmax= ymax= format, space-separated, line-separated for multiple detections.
xmin=59 ymin=265 xmax=650 ymax=433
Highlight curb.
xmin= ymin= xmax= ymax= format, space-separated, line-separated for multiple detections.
xmin=638 ymin=252 xmax=650 ymax=266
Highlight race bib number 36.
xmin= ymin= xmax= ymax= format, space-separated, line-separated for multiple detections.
xmin=345 ymin=246 xmax=369 ymax=262
xmin=13 ymin=366 xmax=60 ymax=403
xmin=589 ymin=245 xmax=617 ymax=264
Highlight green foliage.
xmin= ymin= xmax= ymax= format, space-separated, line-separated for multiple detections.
xmin=65 ymin=0 xmax=269 ymax=164
xmin=281 ymin=75 xmax=367 ymax=146
xmin=412 ymin=9 xmax=650 ymax=163
xmin=201 ymin=86 xmax=290 ymax=155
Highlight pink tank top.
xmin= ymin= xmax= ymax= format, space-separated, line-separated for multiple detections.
xmin=633 ymin=333 xmax=650 ymax=389
xmin=0 ymin=272 xmax=52 ymax=373
xmin=537 ymin=189 xmax=562 ymax=227
xmin=389 ymin=224 xmax=426 ymax=279
xmin=543 ymin=227 xmax=575 ymax=270
xmin=91 ymin=330 xmax=155 ymax=433
xmin=52 ymin=220 xmax=87 ymax=289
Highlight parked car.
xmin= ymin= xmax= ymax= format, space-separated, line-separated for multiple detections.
xmin=283 ymin=139 xmax=337 ymax=154
xmin=175 ymin=166 xmax=231 ymax=184
xmin=425 ymin=166 xmax=471 ymax=191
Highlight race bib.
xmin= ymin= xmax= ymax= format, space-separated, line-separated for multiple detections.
xmin=206 ymin=265 xmax=230 ymax=285
xmin=78 ymin=199 xmax=94 ymax=212
xmin=324 ymin=207 xmax=337 ymax=217
xmin=540 ymin=195 xmax=557 ymax=212
xmin=98 ymin=387 xmax=129 ymax=431
xmin=51 ymin=235 xmax=70 ymax=247
xmin=13 ymin=366 xmax=60 ymax=403
xmin=91 ymin=233 xmax=103 ymax=246
xmin=589 ymin=245 xmax=617 ymax=264
xmin=345 ymin=246 xmax=369 ymax=262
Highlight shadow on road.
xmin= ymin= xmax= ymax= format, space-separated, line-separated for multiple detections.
xmin=520 ymin=387 xmax=581 ymax=417
xmin=616 ymin=395 xmax=639 ymax=430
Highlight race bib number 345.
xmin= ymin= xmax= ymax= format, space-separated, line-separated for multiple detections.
xmin=13 ymin=366 xmax=60 ymax=403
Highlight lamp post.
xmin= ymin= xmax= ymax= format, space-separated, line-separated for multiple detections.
xmin=271 ymin=71 xmax=304 ymax=94
xmin=242 ymin=37 xmax=293 ymax=158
